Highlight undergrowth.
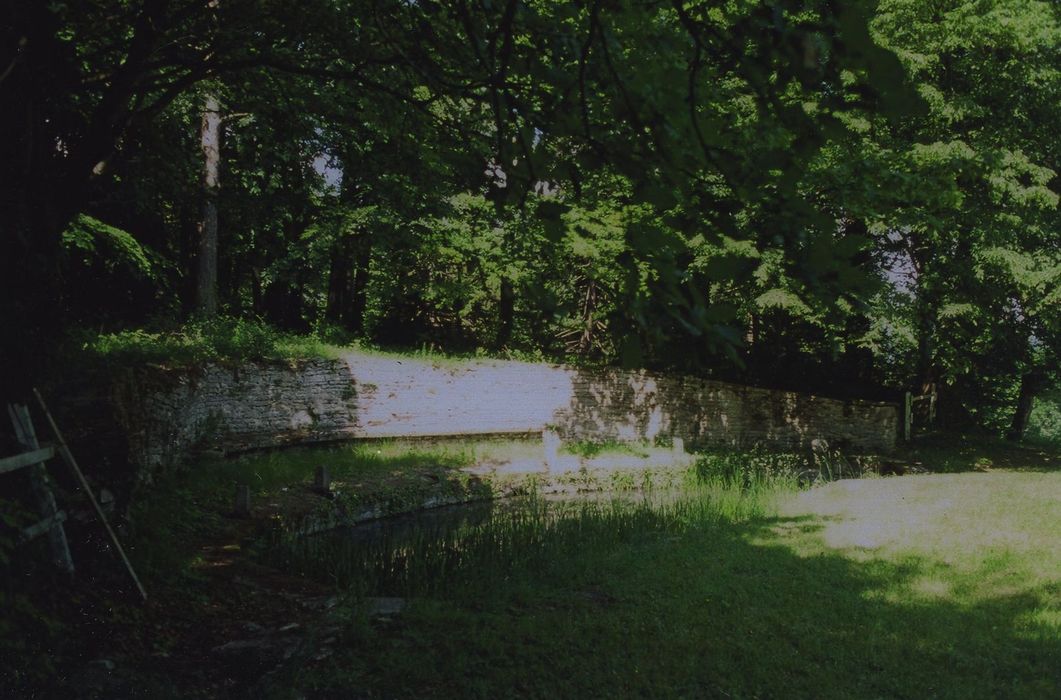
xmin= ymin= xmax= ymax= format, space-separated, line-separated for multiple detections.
xmin=561 ymin=439 xmax=652 ymax=459
xmin=123 ymin=439 xmax=487 ymax=581
xmin=1027 ymin=390 xmax=1061 ymax=447
xmin=273 ymin=471 xmax=1061 ymax=700
xmin=261 ymin=454 xmax=797 ymax=598
xmin=73 ymin=317 xmax=343 ymax=368
xmin=68 ymin=316 xmax=578 ymax=370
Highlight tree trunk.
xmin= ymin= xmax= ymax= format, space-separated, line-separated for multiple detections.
xmin=325 ymin=239 xmax=352 ymax=325
xmin=1 ymin=6 xmax=77 ymax=399
xmin=251 ymin=269 xmax=263 ymax=315
xmin=325 ymin=233 xmax=371 ymax=334
xmin=262 ymin=276 xmax=307 ymax=331
xmin=196 ymin=93 xmax=221 ymax=317
xmin=496 ymin=277 xmax=515 ymax=349
xmin=1 ymin=206 xmax=65 ymax=403
xmin=1007 ymin=371 xmax=1043 ymax=441
xmin=349 ymin=239 xmax=372 ymax=335
xmin=915 ymin=304 xmax=936 ymax=393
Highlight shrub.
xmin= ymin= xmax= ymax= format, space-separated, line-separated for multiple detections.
xmin=1026 ymin=390 xmax=1061 ymax=446
xmin=76 ymin=316 xmax=340 ymax=368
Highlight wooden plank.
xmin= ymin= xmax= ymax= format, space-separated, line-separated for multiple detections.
xmin=20 ymin=510 xmax=68 ymax=543
xmin=234 ymin=484 xmax=251 ymax=517
xmin=0 ymin=446 xmax=55 ymax=474
xmin=903 ymin=392 xmax=913 ymax=442
xmin=314 ymin=465 xmax=331 ymax=494
xmin=7 ymin=404 xmax=75 ymax=574
xmin=34 ymin=389 xmax=148 ymax=601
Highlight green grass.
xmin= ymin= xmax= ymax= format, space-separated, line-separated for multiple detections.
xmin=778 ymin=472 xmax=1061 ymax=592
xmin=227 ymin=438 xmax=482 ymax=486
xmin=263 ymin=474 xmax=789 ymax=598
xmin=117 ymin=438 xmax=1060 ymax=698
xmin=124 ymin=438 xmax=499 ymax=581
xmin=257 ymin=456 xmax=1060 ymax=699
xmin=74 ymin=317 xmax=346 ymax=368
xmin=896 ymin=432 xmax=1059 ymax=473
xmin=70 ymin=316 xmax=563 ymax=371
xmin=561 ymin=439 xmax=652 ymax=459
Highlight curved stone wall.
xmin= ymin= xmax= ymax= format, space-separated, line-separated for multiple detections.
xmin=113 ymin=353 xmax=899 ymax=476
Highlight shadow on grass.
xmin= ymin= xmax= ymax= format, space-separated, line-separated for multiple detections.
xmin=8 ymin=436 xmax=1059 ymax=699
xmin=0 ymin=442 xmax=501 ymax=698
xmin=898 ymin=432 xmax=1059 ymax=474
xmin=262 ymin=511 xmax=1060 ymax=700
xmin=11 ymin=501 xmax=1058 ymax=699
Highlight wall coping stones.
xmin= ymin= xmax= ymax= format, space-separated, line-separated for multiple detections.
xmin=111 ymin=353 xmax=900 ymax=481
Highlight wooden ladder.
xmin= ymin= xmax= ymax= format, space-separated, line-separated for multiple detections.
xmin=4 ymin=394 xmax=147 ymax=599
xmin=3 ymin=403 xmax=74 ymax=573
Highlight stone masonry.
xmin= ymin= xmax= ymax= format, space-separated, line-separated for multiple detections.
xmin=114 ymin=353 xmax=899 ymax=477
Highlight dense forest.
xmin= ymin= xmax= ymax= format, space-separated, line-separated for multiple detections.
xmin=3 ymin=0 xmax=1058 ymax=438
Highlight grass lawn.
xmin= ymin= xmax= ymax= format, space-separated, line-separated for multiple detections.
xmin=12 ymin=439 xmax=1056 ymax=698
xmin=268 ymin=466 xmax=1060 ymax=699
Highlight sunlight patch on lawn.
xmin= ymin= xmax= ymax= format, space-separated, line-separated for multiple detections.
xmin=910 ymin=577 xmax=952 ymax=599
xmin=1019 ymin=606 xmax=1061 ymax=640
xmin=775 ymin=472 xmax=1061 ymax=603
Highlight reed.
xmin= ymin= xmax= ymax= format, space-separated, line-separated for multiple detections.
xmin=262 ymin=458 xmax=794 ymax=597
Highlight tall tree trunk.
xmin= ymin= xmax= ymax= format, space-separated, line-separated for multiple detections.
xmin=496 ymin=277 xmax=515 ymax=348
xmin=487 ymin=166 xmax=514 ymax=349
xmin=1007 ymin=371 xmax=1043 ymax=441
xmin=251 ymin=268 xmax=263 ymax=315
xmin=262 ymin=276 xmax=307 ymax=331
xmin=494 ymin=210 xmax=515 ymax=349
xmin=325 ymin=233 xmax=372 ymax=334
xmin=915 ymin=304 xmax=936 ymax=393
xmin=325 ymin=239 xmax=351 ymax=325
xmin=196 ymin=93 xmax=221 ymax=317
xmin=349 ymin=238 xmax=372 ymax=334
xmin=2 ymin=201 xmax=65 ymax=402
xmin=1 ymin=6 xmax=74 ymax=399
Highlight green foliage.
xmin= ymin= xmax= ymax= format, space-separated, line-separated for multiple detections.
xmin=1027 ymin=391 xmax=1061 ymax=447
xmin=808 ymin=0 xmax=1061 ymax=425
xmin=62 ymin=215 xmax=156 ymax=278
xmin=695 ymin=451 xmax=805 ymax=489
xmin=14 ymin=0 xmax=1060 ymax=429
xmin=10 ymin=1 xmax=1061 ymax=693
xmin=79 ymin=317 xmax=341 ymax=367
xmin=561 ymin=440 xmax=651 ymax=460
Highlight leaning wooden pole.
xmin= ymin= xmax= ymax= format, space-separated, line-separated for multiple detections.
xmin=7 ymin=404 xmax=74 ymax=574
xmin=33 ymin=388 xmax=148 ymax=601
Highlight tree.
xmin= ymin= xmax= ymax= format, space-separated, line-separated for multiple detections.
xmin=751 ymin=0 xmax=1061 ymax=426
xmin=862 ymin=0 xmax=1060 ymax=428
xmin=196 ymin=91 xmax=222 ymax=317
xmin=1 ymin=0 xmax=415 ymax=389
xmin=2 ymin=0 xmax=922 ymax=397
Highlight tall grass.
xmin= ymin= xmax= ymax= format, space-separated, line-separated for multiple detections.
xmin=71 ymin=316 xmax=567 ymax=371
xmin=73 ymin=316 xmax=343 ymax=369
xmin=278 ymin=470 xmax=1061 ymax=700
xmin=124 ymin=439 xmax=485 ymax=581
xmin=222 ymin=438 xmax=482 ymax=487
xmin=561 ymin=439 xmax=651 ymax=459
xmin=261 ymin=456 xmax=796 ymax=598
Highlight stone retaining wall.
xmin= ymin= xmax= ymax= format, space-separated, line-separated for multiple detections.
xmin=113 ymin=353 xmax=899 ymax=478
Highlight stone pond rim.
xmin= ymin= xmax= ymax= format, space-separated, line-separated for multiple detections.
xmin=74 ymin=352 xmax=901 ymax=487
